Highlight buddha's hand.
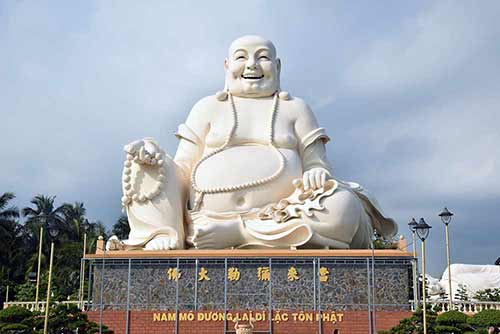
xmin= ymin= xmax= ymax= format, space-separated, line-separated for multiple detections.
xmin=123 ymin=138 xmax=164 ymax=166
xmin=302 ymin=167 xmax=330 ymax=191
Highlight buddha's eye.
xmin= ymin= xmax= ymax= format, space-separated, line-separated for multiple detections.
xmin=259 ymin=56 xmax=270 ymax=61
xmin=235 ymin=55 xmax=247 ymax=61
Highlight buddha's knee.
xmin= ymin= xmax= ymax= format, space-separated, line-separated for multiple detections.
xmin=124 ymin=154 xmax=186 ymax=247
xmin=310 ymin=187 xmax=366 ymax=244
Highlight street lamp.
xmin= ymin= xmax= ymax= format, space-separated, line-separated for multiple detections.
xmin=408 ymin=218 xmax=419 ymax=308
xmin=439 ymin=207 xmax=454 ymax=310
xmin=78 ymin=222 xmax=89 ymax=309
xmin=415 ymin=218 xmax=432 ymax=334
xmin=43 ymin=242 xmax=55 ymax=334
xmin=34 ymin=227 xmax=44 ymax=311
xmin=28 ymin=272 xmax=37 ymax=283
xmin=48 ymin=224 xmax=59 ymax=238
xmin=42 ymin=223 xmax=59 ymax=334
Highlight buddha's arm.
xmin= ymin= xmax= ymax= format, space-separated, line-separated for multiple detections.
xmin=173 ymin=97 xmax=212 ymax=185
xmin=302 ymin=140 xmax=332 ymax=174
xmin=292 ymin=99 xmax=332 ymax=174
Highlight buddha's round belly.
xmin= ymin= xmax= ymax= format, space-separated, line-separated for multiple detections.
xmin=191 ymin=145 xmax=302 ymax=212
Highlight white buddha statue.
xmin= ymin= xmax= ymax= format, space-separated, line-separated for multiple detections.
xmin=107 ymin=35 xmax=397 ymax=251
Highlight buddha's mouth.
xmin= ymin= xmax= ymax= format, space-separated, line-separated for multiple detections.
xmin=242 ymin=74 xmax=264 ymax=80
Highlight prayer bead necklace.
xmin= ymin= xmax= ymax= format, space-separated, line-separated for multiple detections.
xmin=121 ymin=151 xmax=165 ymax=206
xmin=190 ymin=92 xmax=286 ymax=210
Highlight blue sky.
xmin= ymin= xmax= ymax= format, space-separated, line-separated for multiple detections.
xmin=1 ymin=0 xmax=499 ymax=276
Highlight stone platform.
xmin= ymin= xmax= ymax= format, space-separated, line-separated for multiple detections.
xmin=84 ymin=248 xmax=414 ymax=333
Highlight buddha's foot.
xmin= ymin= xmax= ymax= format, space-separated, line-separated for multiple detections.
xmin=144 ymin=236 xmax=177 ymax=251
xmin=187 ymin=218 xmax=246 ymax=249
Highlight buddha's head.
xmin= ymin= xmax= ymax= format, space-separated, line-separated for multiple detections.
xmin=224 ymin=35 xmax=281 ymax=98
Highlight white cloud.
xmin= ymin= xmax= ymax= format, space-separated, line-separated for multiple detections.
xmin=360 ymin=91 xmax=500 ymax=198
xmin=342 ymin=0 xmax=500 ymax=96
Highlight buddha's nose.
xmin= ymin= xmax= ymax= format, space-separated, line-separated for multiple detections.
xmin=246 ymin=59 xmax=257 ymax=70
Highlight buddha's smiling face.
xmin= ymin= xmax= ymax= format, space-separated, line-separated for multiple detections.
xmin=225 ymin=35 xmax=280 ymax=98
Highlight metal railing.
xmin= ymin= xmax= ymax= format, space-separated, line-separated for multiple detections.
xmin=427 ymin=300 xmax=500 ymax=314
xmin=7 ymin=300 xmax=499 ymax=315
xmin=3 ymin=300 xmax=87 ymax=312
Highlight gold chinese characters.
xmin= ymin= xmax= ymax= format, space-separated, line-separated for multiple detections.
xmin=166 ymin=268 xmax=181 ymax=281
xmin=227 ymin=267 xmax=240 ymax=281
xmin=165 ymin=266 xmax=331 ymax=283
xmin=198 ymin=267 xmax=210 ymax=281
xmin=257 ymin=267 xmax=270 ymax=281
xmin=287 ymin=266 xmax=299 ymax=281
xmin=319 ymin=267 xmax=329 ymax=282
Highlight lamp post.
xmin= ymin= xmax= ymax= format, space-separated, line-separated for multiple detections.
xmin=439 ymin=207 xmax=454 ymax=310
xmin=79 ymin=224 xmax=88 ymax=310
xmin=34 ymin=227 xmax=44 ymax=311
xmin=408 ymin=218 xmax=419 ymax=309
xmin=415 ymin=218 xmax=432 ymax=334
xmin=43 ymin=225 xmax=58 ymax=334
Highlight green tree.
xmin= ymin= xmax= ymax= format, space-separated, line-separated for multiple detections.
xmin=53 ymin=242 xmax=83 ymax=299
xmin=0 ymin=304 xmax=114 ymax=333
xmin=0 ymin=192 xmax=21 ymax=273
xmin=456 ymin=284 xmax=469 ymax=301
xmin=0 ymin=305 xmax=34 ymax=333
xmin=20 ymin=195 xmax=67 ymax=297
xmin=0 ymin=192 xmax=19 ymax=241
xmin=61 ymin=201 xmax=89 ymax=242
xmin=21 ymin=197 xmax=110 ymax=300
xmin=0 ymin=192 xmax=25 ymax=307
xmin=14 ymin=281 xmax=37 ymax=302
xmin=0 ymin=193 xmax=114 ymax=307
xmin=111 ymin=214 xmax=130 ymax=240
xmin=86 ymin=221 xmax=108 ymax=253
xmin=46 ymin=304 xmax=114 ymax=333
xmin=475 ymin=288 xmax=500 ymax=302
xmin=468 ymin=309 xmax=500 ymax=330
xmin=22 ymin=195 xmax=66 ymax=248
xmin=379 ymin=305 xmax=438 ymax=334
xmin=435 ymin=310 xmax=471 ymax=334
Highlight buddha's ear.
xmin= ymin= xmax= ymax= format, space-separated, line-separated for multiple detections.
xmin=276 ymin=58 xmax=281 ymax=74
xmin=224 ymin=58 xmax=229 ymax=71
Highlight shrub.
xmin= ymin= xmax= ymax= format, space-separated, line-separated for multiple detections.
xmin=433 ymin=310 xmax=471 ymax=333
xmin=435 ymin=325 xmax=462 ymax=333
xmin=0 ymin=306 xmax=32 ymax=323
xmin=468 ymin=309 xmax=500 ymax=328
xmin=378 ymin=305 xmax=438 ymax=334
xmin=436 ymin=310 xmax=469 ymax=326
xmin=14 ymin=282 xmax=37 ymax=302
xmin=0 ymin=304 xmax=114 ymax=334
xmin=0 ymin=323 xmax=31 ymax=333
xmin=465 ymin=330 xmax=488 ymax=334
xmin=47 ymin=304 xmax=113 ymax=334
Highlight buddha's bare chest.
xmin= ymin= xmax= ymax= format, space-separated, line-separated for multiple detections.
xmin=207 ymin=101 xmax=295 ymax=147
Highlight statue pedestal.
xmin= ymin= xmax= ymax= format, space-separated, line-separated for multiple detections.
xmin=84 ymin=249 xmax=414 ymax=334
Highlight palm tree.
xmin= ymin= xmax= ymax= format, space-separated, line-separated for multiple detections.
xmin=0 ymin=192 xmax=21 ymax=281
xmin=111 ymin=215 xmax=130 ymax=240
xmin=61 ymin=202 xmax=88 ymax=242
xmin=22 ymin=195 xmax=65 ymax=247
xmin=86 ymin=220 xmax=108 ymax=253
xmin=0 ymin=192 xmax=19 ymax=240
